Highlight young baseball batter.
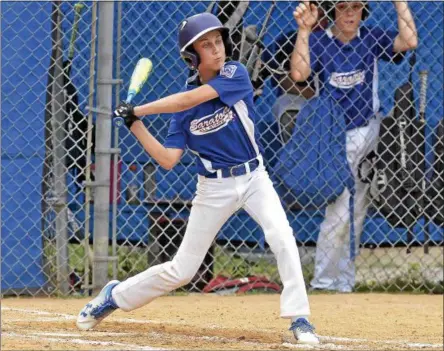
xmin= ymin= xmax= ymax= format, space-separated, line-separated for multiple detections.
xmin=291 ymin=1 xmax=417 ymax=292
xmin=76 ymin=13 xmax=319 ymax=345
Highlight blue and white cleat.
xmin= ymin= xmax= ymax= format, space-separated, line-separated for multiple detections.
xmin=289 ymin=318 xmax=320 ymax=345
xmin=76 ymin=280 xmax=120 ymax=330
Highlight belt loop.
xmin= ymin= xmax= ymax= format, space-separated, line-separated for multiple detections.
xmin=257 ymin=154 xmax=264 ymax=168
xmin=245 ymin=161 xmax=251 ymax=174
xmin=197 ymin=174 xmax=206 ymax=184
xmin=216 ymin=169 xmax=222 ymax=180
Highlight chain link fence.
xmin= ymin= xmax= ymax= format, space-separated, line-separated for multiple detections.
xmin=1 ymin=1 xmax=443 ymax=297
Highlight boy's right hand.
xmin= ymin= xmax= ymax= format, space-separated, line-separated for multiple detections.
xmin=114 ymin=101 xmax=135 ymax=118
xmin=114 ymin=101 xmax=139 ymax=129
xmin=293 ymin=1 xmax=318 ymax=32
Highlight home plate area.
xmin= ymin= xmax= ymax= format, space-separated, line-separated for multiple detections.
xmin=2 ymin=293 xmax=442 ymax=350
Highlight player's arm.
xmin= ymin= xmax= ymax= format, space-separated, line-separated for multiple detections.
xmin=115 ymin=101 xmax=185 ymax=170
xmin=133 ymin=85 xmax=218 ymax=117
xmin=130 ymin=121 xmax=183 ymax=170
xmin=290 ymin=2 xmax=318 ymax=82
xmin=393 ymin=0 xmax=418 ymax=52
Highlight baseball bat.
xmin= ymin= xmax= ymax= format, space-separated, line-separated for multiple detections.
xmin=63 ymin=2 xmax=88 ymax=180
xmin=419 ymin=70 xmax=429 ymax=254
xmin=115 ymin=57 xmax=153 ymax=127
xmin=69 ymin=4 xmax=85 ymax=59
xmin=419 ymin=70 xmax=428 ymax=124
xmin=66 ymin=3 xmax=85 ymax=76
xmin=246 ymin=0 xmax=276 ymax=95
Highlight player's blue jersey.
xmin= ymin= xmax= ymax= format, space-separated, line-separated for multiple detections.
xmin=310 ymin=26 xmax=401 ymax=130
xmin=164 ymin=61 xmax=264 ymax=176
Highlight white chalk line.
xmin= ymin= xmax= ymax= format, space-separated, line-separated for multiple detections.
xmin=2 ymin=307 xmax=443 ymax=350
xmin=2 ymin=332 xmax=167 ymax=350
xmin=29 ymin=331 xmax=136 ymax=337
xmin=321 ymin=336 xmax=443 ymax=349
xmin=3 ymin=326 xmax=351 ymax=350
xmin=2 ymin=307 xmax=76 ymax=319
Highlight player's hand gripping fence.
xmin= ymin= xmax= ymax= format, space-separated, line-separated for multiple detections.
xmin=1 ymin=1 xmax=443 ymax=297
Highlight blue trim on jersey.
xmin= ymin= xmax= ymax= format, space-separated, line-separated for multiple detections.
xmin=164 ymin=61 xmax=264 ymax=176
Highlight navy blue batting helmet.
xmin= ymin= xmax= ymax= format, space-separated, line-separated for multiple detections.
xmin=178 ymin=13 xmax=233 ymax=70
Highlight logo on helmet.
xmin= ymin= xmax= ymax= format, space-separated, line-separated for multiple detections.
xmin=180 ymin=20 xmax=187 ymax=31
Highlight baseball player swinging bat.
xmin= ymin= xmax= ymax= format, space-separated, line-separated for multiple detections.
xmin=115 ymin=58 xmax=153 ymax=127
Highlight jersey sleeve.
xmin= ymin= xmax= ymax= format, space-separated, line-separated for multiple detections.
xmin=164 ymin=112 xmax=187 ymax=150
xmin=369 ymin=27 xmax=403 ymax=62
xmin=207 ymin=62 xmax=253 ymax=107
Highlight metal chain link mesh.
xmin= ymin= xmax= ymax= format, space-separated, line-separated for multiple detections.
xmin=1 ymin=1 xmax=443 ymax=297
xmin=2 ymin=1 xmax=97 ymax=296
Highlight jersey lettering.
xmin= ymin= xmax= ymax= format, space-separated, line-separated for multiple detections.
xmin=190 ymin=107 xmax=235 ymax=135
xmin=329 ymin=70 xmax=365 ymax=89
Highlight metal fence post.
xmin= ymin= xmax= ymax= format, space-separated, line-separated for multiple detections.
xmin=82 ymin=0 xmax=98 ymax=294
xmin=93 ymin=1 xmax=115 ymax=289
xmin=52 ymin=2 xmax=70 ymax=295
xmin=112 ymin=1 xmax=123 ymax=280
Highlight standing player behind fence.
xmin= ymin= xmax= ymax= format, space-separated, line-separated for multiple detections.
xmin=291 ymin=1 xmax=417 ymax=292
xmin=77 ymin=13 xmax=319 ymax=345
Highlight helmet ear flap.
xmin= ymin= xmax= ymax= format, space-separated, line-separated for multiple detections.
xmin=181 ymin=50 xmax=200 ymax=70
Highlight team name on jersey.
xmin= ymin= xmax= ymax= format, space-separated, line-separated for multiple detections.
xmin=329 ymin=70 xmax=365 ymax=89
xmin=190 ymin=106 xmax=235 ymax=135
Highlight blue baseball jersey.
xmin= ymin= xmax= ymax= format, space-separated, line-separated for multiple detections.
xmin=164 ymin=61 xmax=264 ymax=176
xmin=310 ymin=26 xmax=402 ymax=130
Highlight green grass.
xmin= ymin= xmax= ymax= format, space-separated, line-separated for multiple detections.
xmin=43 ymin=240 xmax=442 ymax=295
xmin=212 ymin=246 xmax=280 ymax=280
xmin=355 ymin=262 xmax=444 ymax=294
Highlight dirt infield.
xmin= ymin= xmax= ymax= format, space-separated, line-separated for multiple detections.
xmin=2 ymin=293 xmax=442 ymax=350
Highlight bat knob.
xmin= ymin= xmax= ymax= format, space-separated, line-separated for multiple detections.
xmin=114 ymin=117 xmax=124 ymax=127
xmin=74 ymin=3 xmax=85 ymax=12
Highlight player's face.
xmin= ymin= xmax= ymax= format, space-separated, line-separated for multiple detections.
xmin=334 ymin=1 xmax=363 ymax=35
xmin=193 ymin=30 xmax=226 ymax=73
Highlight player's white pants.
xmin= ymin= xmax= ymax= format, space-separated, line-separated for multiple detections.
xmin=310 ymin=117 xmax=380 ymax=292
xmin=113 ymin=165 xmax=310 ymax=318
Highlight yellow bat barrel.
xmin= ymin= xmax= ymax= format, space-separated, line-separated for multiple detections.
xmin=127 ymin=58 xmax=153 ymax=102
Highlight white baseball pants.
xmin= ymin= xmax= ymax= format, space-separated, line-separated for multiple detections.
xmin=310 ymin=117 xmax=380 ymax=292
xmin=113 ymin=164 xmax=310 ymax=318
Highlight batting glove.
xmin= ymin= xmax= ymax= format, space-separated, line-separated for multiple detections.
xmin=114 ymin=101 xmax=139 ymax=129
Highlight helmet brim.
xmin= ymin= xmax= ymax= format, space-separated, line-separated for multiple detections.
xmin=180 ymin=26 xmax=228 ymax=53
